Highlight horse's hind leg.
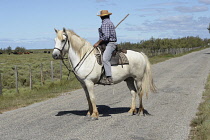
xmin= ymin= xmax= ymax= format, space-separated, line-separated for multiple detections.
xmin=125 ymin=77 xmax=137 ymax=115
xmin=135 ymin=80 xmax=145 ymax=116
xmin=138 ymin=91 xmax=144 ymax=116
xmin=135 ymin=80 xmax=150 ymax=116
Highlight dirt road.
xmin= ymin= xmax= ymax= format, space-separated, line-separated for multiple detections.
xmin=1 ymin=48 xmax=210 ymax=140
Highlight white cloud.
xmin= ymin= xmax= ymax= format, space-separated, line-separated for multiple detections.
xmin=124 ymin=16 xmax=210 ymax=39
xmin=135 ymin=7 xmax=170 ymax=17
xmin=0 ymin=38 xmax=51 ymax=44
xmin=95 ymin=0 xmax=107 ymax=3
xmin=175 ymin=6 xmax=208 ymax=13
xmin=159 ymin=15 xmax=193 ymax=23
xmin=199 ymin=0 xmax=210 ymax=5
xmin=0 ymin=37 xmax=53 ymax=49
xmin=136 ymin=8 xmax=165 ymax=12
xmin=149 ymin=2 xmax=188 ymax=7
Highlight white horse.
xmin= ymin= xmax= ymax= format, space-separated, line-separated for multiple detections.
xmin=52 ymin=28 xmax=156 ymax=120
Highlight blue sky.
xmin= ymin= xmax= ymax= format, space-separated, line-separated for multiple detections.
xmin=0 ymin=0 xmax=210 ymax=50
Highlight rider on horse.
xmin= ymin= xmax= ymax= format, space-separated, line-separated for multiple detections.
xmin=93 ymin=10 xmax=117 ymax=85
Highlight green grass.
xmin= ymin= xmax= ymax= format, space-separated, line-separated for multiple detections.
xmin=0 ymin=51 xmax=81 ymax=113
xmin=0 ymin=51 xmax=71 ymax=91
xmin=149 ymin=47 xmax=205 ymax=64
xmin=189 ymin=75 xmax=210 ymax=140
xmin=0 ymin=78 xmax=81 ymax=113
xmin=149 ymin=54 xmax=175 ymax=64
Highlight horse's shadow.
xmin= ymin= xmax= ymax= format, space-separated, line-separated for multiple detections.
xmin=55 ymin=105 xmax=130 ymax=117
xmin=55 ymin=105 xmax=151 ymax=117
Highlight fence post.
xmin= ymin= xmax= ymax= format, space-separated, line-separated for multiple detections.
xmin=29 ymin=65 xmax=32 ymax=90
xmin=51 ymin=61 xmax=54 ymax=81
xmin=15 ymin=65 xmax=19 ymax=93
xmin=60 ymin=60 xmax=62 ymax=81
xmin=0 ymin=73 xmax=2 ymax=95
xmin=40 ymin=63 xmax=44 ymax=86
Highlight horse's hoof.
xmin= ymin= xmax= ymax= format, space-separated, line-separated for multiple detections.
xmin=128 ymin=109 xmax=137 ymax=116
xmin=91 ymin=117 xmax=99 ymax=121
xmin=127 ymin=112 xmax=134 ymax=116
xmin=84 ymin=115 xmax=91 ymax=120
xmin=137 ymin=112 xmax=145 ymax=116
xmin=137 ymin=109 xmax=152 ymax=116
xmin=128 ymin=111 xmax=137 ymax=116
xmin=84 ymin=115 xmax=98 ymax=121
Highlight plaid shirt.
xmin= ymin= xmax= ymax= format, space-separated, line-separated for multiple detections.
xmin=98 ymin=18 xmax=117 ymax=42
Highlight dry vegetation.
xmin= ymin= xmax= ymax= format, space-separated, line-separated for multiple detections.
xmin=189 ymin=75 xmax=210 ymax=140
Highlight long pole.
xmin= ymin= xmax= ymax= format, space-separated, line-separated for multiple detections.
xmin=115 ymin=14 xmax=129 ymax=29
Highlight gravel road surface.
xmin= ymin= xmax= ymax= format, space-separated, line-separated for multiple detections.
xmin=1 ymin=48 xmax=210 ymax=140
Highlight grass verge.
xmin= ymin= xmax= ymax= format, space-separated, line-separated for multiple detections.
xmin=0 ymin=78 xmax=81 ymax=113
xmin=189 ymin=75 xmax=210 ymax=140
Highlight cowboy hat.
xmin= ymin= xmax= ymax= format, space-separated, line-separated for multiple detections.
xmin=97 ymin=10 xmax=112 ymax=16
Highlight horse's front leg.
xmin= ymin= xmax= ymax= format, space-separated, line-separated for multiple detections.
xmin=81 ymin=83 xmax=93 ymax=117
xmin=84 ymin=80 xmax=99 ymax=119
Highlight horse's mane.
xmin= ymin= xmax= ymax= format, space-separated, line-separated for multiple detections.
xmin=57 ymin=29 xmax=93 ymax=58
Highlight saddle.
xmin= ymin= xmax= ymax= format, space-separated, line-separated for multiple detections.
xmin=95 ymin=44 xmax=129 ymax=85
xmin=95 ymin=44 xmax=129 ymax=66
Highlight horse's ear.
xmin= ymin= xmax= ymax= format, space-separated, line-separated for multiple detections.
xmin=63 ymin=27 xmax=66 ymax=33
xmin=54 ymin=28 xmax=58 ymax=33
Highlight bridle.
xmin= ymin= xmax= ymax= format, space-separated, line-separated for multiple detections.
xmin=54 ymin=33 xmax=69 ymax=60
xmin=54 ymin=33 xmax=73 ymax=79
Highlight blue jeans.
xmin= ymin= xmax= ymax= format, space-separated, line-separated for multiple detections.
xmin=102 ymin=42 xmax=117 ymax=77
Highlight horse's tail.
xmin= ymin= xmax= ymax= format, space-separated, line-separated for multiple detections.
xmin=141 ymin=52 xmax=157 ymax=98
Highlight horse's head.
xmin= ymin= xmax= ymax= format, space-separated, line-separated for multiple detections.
xmin=52 ymin=28 xmax=69 ymax=59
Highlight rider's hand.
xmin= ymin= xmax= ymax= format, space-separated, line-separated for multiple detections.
xmin=93 ymin=42 xmax=99 ymax=48
xmin=94 ymin=40 xmax=103 ymax=48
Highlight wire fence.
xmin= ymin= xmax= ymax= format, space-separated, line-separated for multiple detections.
xmin=0 ymin=60 xmax=70 ymax=95
xmin=131 ymin=46 xmax=204 ymax=57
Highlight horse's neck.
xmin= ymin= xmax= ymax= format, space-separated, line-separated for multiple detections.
xmin=68 ymin=35 xmax=94 ymax=69
xmin=68 ymin=46 xmax=81 ymax=68
xmin=70 ymin=35 xmax=85 ymax=54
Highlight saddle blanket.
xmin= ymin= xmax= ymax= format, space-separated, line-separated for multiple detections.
xmin=95 ymin=51 xmax=129 ymax=66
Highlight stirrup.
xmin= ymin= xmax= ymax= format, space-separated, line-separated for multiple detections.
xmin=98 ymin=77 xmax=113 ymax=85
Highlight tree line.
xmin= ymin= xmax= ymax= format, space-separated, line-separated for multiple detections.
xmin=1 ymin=36 xmax=209 ymax=54
xmin=0 ymin=46 xmax=27 ymax=54
xmin=118 ymin=36 xmax=210 ymax=50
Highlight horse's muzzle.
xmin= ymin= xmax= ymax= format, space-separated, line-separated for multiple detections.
xmin=52 ymin=53 xmax=61 ymax=59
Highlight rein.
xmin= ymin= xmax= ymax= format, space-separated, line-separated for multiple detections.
xmin=73 ymin=47 xmax=95 ymax=71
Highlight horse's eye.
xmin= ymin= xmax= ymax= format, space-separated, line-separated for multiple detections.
xmin=62 ymin=40 xmax=65 ymax=42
